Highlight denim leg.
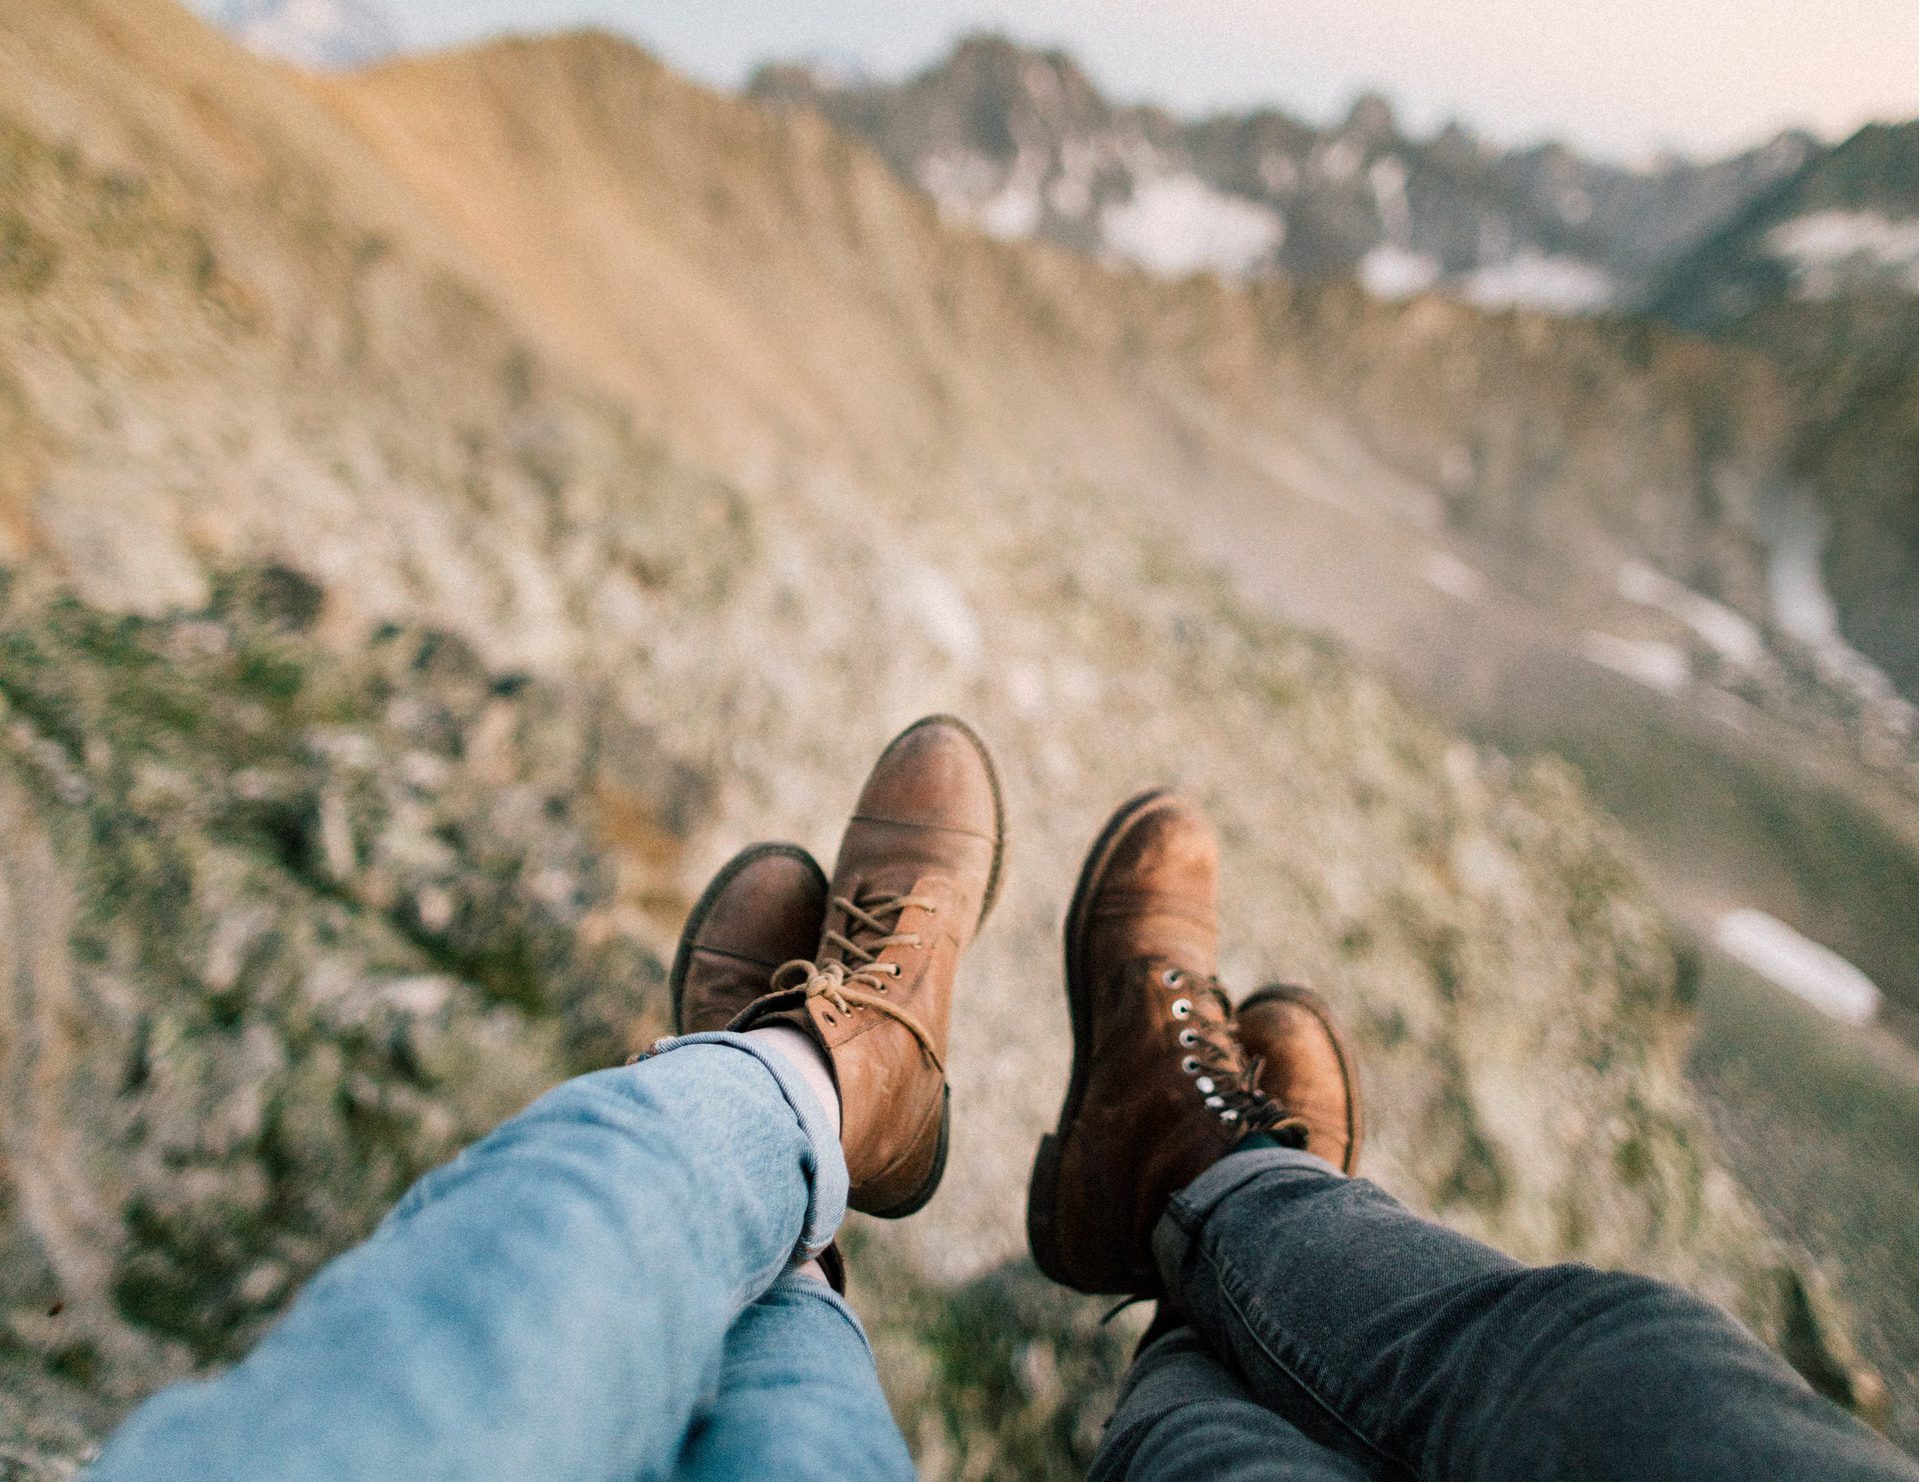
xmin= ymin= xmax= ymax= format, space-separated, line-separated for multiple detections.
xmin=1154 ymin=1147 xmax=1919 ymax=1482
xmin=1089 ymin=1327 xmax=1379 ymax=1482
xmin=676 ymin=1273 xmax=915 ymax=1482
xmin=88 ymin=1037 xmax=848 ymax=1482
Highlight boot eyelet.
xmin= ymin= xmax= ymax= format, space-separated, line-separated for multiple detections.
xmin=1170 ymin=998 xmax=1193 ymax=1019
xmin=1161 ymin=968 xmax=1183 ymax=988
xmin=1195 ymin=1076 xmax=1215 ymax=1094
xmin=1205 ymin=1095 xmax=1225 ymax=1109
xmin=1180 ymin=1055 xmax=1201 ymax=1075
xmin=1178 ymin=1028 xmax=1200 ymax=1048
xmin=1220 ymin=1109 xmax=1239 ymax=1123
xmin=821 ymin=1011 xmax=837 ymax=1025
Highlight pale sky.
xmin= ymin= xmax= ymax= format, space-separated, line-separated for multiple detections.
xmin=367 ymin=0 xmax=1919 ymax=161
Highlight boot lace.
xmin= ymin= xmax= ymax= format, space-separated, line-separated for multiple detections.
xmin=773 ymin=892 xmax=943 ymax=1071
xmin=1161 ymin=966 xmax=1307 ymax=1144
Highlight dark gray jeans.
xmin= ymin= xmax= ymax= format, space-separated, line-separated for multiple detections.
xmin=1092 ymin=1147 xmax=1917 ymax=1482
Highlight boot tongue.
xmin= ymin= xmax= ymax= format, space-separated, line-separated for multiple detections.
xmin=821 ymin=890 xmax=903 ymax=971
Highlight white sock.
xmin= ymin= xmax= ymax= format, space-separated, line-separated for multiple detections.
xmin=745 ymin=1024 xmax=842 ymax=1138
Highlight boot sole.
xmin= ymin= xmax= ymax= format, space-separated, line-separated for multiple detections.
xmin=1028 ymin=788 xmax=1178 ymax=1290
xmin=864 ymin=713 xmax=1005 ymax=1219
xmin=668 ymin=842 xmax=826 ymax=1034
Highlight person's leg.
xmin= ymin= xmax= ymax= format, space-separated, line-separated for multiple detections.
xmin=1089 ymin=1325 xmax=1379 ymax=1482
xmin=1156 ymin=1145 xmax=1919 ymax=1482
xmin=88 ymin=1033 xmax=846 ymax=1482
xmin=676 ymin=1271 xmax=915 ymax=1482
xmin=1031 ymin=793 xmax=1914 ymax=1482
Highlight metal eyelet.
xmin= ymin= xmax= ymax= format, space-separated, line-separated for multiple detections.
xmin=1181 ymin=1055 xmax=1201 ymax=1075
xmin=1170 ymin=998 xmax=1193 ymax=1019
xmin=1161 ymin=968 xmax=1183 ymax=988
xmin=1220 ymin=1109 xmax=1240 ymax=1123
xmin=1178 ymin=1028 xmax=1200 ymax=1049
xmin=1204 ymin=1095 xmax=1225 ymax=1110
xmin=820 ymin=1011 xmax=837 ymax=1025
xmin=1195 ymin=1076 xmax=1215 ymax=1095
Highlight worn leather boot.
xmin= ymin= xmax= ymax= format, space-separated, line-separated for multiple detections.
xmin=1236 ymin=984 xmax=1364 ymax=1174
xmin=670 ymin=843 xmax=828 ymax=1035
xmin=1028 ymin=790 xmax=1300 ymax=1296
xmin=666 ymin=842 xmax=852 ymax=1292
xmin=731 ymin=715 xmax=1004 ymax=1217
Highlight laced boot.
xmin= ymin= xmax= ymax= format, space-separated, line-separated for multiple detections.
xmin=661 ymin=842 xmax=853 ymax=1293
xmin=731 ymin=716 xmax=1004 ymax=1217
xmin=1235 ymin=984 xmax=1364 ymax=1174
xmin=1028 ymin=791 xmax=1302 ymax=1296
xmin=669 ymin=843 xmax=828 ymax=1035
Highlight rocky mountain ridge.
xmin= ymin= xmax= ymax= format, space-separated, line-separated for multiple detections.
xmin=1654 ymin=119 xmax=1919 ymax=331
xmin=752 ymin=34 xmax=1818 ymax=309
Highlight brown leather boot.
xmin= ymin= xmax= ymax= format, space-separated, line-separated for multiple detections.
xmin=666 ymin=842 xmax=851 ymax=1295
xmin=670 ymin=843 xmax=828 ymax=1035
xmin=1236 ymin=985 xmax=1364 ymax=1175
xmin=731 ymin=715 xmax=1004 ymax=1218
xmin=1028 ymin=791 xmax=1300 ymax=1296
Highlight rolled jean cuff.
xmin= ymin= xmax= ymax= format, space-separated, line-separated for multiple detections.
xmin=764 ymin=1270 xmax=878 ymax=1361
xmin=648 ymin=1031 xmax=850 ymax=1260
xmin=1152 ymin=1145 xmax=1344 ymax=1291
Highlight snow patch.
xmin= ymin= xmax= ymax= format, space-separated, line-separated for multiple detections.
xmin=917 ymin=150 xmax=1001 ymax=222
xmin=902 ymin=563 xmax=984 ymax=667
xmin=1369 ymin=156 xmax=1413 ymax=244
xmin=1311 ymin=137 xmax=1364 ymax=184
xmin=1047 ymin=141 xmax=1101 ymax=218
xmin=1464 ymin=251 xmax=1616 ymax=314
xmin=1759 ymin=488 xmax=1914 ymax=715
xmin=1100 ymin=175 xmax=1285 ymax=278
xmin=1259 ymin=152 xmax=1300 ymax=193
xmin=977 ymin=149 xmax=1049 ymax=240
xmin=215 ymin=0 xmax=396 ymax=69
xmin=1616 ymin=561 xmax=1765 ymax=668
xmin=1360 ymin=245 xmax=1441 ymax=300
xmin=919 ymin=147 xmax=1053 ymax=241
xmin=1766 ymin=210 xmax=1919 ymax=298
xmin=1422 ymin=552 xmax=1488 ymax=602
xmin=1715 ymin=909 xmax=1881 ymax=1025
xmin=1578 ymin=632 xmax=1689 ymax=694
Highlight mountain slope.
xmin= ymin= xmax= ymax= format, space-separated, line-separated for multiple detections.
xmin=0 ymin=1 xmax=1905 ymax=1470
xmin=1654 ymin=121 xmax=1919 ymax=330
xmin=327 ymin=33 xmax=1801 ymax=619
xmin=1649 ymin=122 xmax=1919 ymax=699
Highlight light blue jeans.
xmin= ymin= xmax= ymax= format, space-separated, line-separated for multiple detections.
xmin=88 ymin=1035 xmax=916 ymax=1482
